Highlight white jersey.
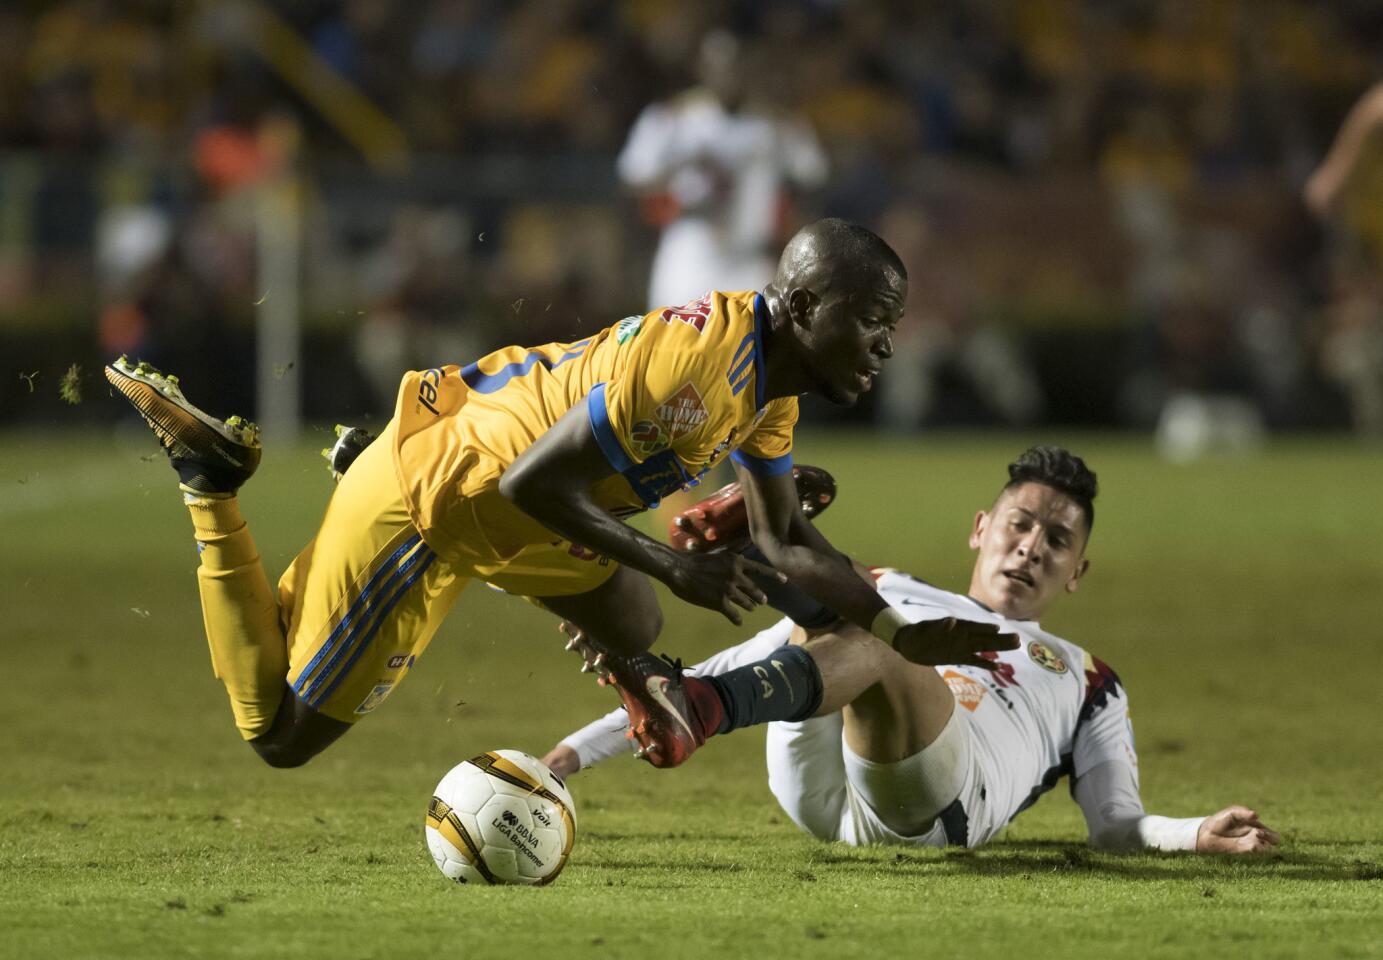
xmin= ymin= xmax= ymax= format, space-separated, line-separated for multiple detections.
xmin=562 ymin=569 xmax=1204 ymax=850
xmin=618 ymin=89 xmax=828 ymax=309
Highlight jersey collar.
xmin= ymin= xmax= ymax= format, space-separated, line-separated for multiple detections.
xmin=965 ymin=593 xmax=1040 ymax=625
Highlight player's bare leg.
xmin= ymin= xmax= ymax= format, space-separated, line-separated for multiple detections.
xmin=250 ymin=688 xmax=351 ymax=768
xmin=536 ymin=568 xmax=728 ymax=768
xmin=534 ymin=565 xmax=662 ymax=657
xmin=788 ymin=624 xmax=956 ymax=762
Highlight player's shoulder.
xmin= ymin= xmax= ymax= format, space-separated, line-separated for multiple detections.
xmin=631 ymin=291 xmax=760 ymax=364
xmin=876 ymin=570 xmax=992 ymax=620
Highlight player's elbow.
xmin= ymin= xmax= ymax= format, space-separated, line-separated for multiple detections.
xmin=498 ymin=465 xmax=545 ymax=514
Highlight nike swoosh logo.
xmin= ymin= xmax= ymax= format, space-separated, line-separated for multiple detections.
xmin=211 ymin=441 xmax=243 ymax=467
xmin=645 ymin=676 xmax=695 ymax=739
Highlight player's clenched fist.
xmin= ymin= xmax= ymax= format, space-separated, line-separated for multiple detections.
xmin=891 ymin=617 xmax=1020 ymax=670
xmin=667 ymin=552 xmax=786 ymax=625
xmin=1196 ymin=806 xmax=1282 ymax=854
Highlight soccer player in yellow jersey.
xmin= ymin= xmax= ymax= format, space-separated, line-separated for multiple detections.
xmin=106 ymin=218 xmax=1013 ymax=771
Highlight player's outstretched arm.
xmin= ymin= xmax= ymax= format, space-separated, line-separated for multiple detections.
xmin=1305 ymin=81 xmax=1383 ymax=216
xmin=737 ymin=463 xmax=1017 ymax=668
xmin=1073 ymin=761 xmax=1280 ymax=854
xmin=499 ymin=401 xmax=785 ymax=625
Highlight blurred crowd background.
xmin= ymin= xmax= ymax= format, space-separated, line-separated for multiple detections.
xmin=4 ymin=0 xmax=1383 ymax=453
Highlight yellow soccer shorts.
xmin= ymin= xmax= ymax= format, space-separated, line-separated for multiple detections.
xmin=277 ymin=420 xmax=618 ymax=724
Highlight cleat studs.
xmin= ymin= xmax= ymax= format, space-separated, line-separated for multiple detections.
xmin=580 ymin=661 xmax=593 ymax=673
xmin=592 ymin=653 xmax=606 ymax=668
xmin=564 ymin=637 xmax=579 ymax=652
xmin=334 ymin=424 xmax=346 ymax=437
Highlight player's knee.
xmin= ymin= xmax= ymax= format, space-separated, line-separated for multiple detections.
xmin=249 ymin=738 xmax=316 ymax=769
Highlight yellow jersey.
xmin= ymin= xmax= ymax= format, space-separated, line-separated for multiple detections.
xmin=391 ymin=291 xmax=798 ymax=563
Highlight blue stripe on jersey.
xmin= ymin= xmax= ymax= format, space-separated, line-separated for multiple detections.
xmin=460 ymin=340 xmax=592 ymax=394
xmin=587 ymin=381 xmax=692 ymax=508
xmin=292 ymin=535 xmax=422 ymax=697
xmin=731 ymin=449 xmax=794 ymax=476
xmin=728 ymin=331 xmax=756 ymax=396
xmin=622 ymin=449 xmax=693 ymax=507
xmin=727 ymin=332 xmax=755 ymax=382
xmin=752 ymin=295 xmax=768 ymax=410
xmin=308 ymin=550 xmax=437 ymax=708
xmin=300 ymin=543 xmax=433 ymax=706
xmin=586 ymin=383 xmax=635 ymax=472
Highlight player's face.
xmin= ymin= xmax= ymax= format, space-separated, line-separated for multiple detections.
xmin=801 ymin=271 xmax=906 ymax=405
xmin=968 ymin=483 xmax=1090 ymax=621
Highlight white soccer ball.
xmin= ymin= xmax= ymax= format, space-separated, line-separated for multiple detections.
xmin=424 ymin=749 xmax=577 ymax=886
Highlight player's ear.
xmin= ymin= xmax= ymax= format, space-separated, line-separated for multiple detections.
xmin=969 ymin=510 xmax=987 ymax=550
xmin=1065 ymin=557 xmax=1090 ymax=593
xmin=786 ymin=287 xmax=816 ymax=328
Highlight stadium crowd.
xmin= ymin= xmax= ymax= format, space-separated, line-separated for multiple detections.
xmin=3 ymin=0 xmax=1382 ymax=438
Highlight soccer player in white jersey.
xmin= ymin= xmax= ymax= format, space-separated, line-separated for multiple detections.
xmin=545 ymin=447 xmax=1281 ymax=854
xmin=619 ymin=30 xmax=829 ymax=309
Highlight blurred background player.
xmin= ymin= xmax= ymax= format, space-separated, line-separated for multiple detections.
xmin=545 ymin=446 xmax=1281 ymax=854
xmin=618 ymin=29 xmax=829 ymax=310
xmin=1304 ymin=80 xmax=1383 ymax=438
xmin=102 ymin=219 xmax=1012 ymax=771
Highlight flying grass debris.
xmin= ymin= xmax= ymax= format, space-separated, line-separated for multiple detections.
xmin=59 ymin=364 xmax=82 ymax=405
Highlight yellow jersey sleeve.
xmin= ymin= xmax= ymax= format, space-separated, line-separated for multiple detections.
xmin=731 ymin=396 xmax=798 ymax=476
xmin=586 ymin=302 xmax=744 ymax=507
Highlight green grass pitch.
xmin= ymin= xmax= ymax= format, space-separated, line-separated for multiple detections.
xmin=1 ymin=428 xmax=1380 ymax=959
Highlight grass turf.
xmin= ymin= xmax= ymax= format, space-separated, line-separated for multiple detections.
xmin=1 ymin=427 xmax=1380 ymax=960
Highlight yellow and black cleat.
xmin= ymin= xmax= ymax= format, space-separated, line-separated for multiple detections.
xmin=105 ymin=356 xmax=262 ymax=494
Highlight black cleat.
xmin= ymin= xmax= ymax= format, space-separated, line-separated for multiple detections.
xmin=105 ymin=356 xmax=261 ymax=495
xmin=321 ymin=424 xmax=376 ymax=482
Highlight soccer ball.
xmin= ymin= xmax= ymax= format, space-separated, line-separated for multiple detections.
xmin=424 ymin=749 xmax=577 ymax=886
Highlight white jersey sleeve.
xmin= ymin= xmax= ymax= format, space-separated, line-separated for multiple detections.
xmin=557 ymin=618 xmax=796 ymax=771
xmin=1073 ymin=761 xmax=1204 ymax=851
xmin=1069 ymin=654 xmax=1203 ymax=851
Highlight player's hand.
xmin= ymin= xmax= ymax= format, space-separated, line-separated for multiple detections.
xmin=891 ymin=617 xmax=1020 ymax=670
xmin=1195 ymin=806 xmax=1282 ymax=854
xmin=540 ymin=744 xmax=580 ymax=780
xmin=667 ymin=551 xmax=785 ymax=625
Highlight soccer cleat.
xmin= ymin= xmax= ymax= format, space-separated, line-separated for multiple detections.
xmin=559 ymin=623 xmax=723 ymax=769
xmin=668 ymin=464 xmax=837 ymax=553
xmin=104 ymin=355 xmax=262 ymax=494
xmin=321 ymin=424 xmax=376 ymax=482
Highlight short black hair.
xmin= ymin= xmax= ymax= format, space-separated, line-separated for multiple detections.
xmin=1003 ymin=445 xmax=1098 ymax=533
xmin=820 ymin=218 xmax=906 ymax=281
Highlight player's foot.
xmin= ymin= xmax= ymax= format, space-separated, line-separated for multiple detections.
xmin=321 ymin=424 xmax=376 ymax=481
xmin=669 ymin=464 xmax=837 ymax=553
xmin=559 ymin=623 xmax=723 ymax=769
xmin=105 ymin=356 xmax=261 ymax=495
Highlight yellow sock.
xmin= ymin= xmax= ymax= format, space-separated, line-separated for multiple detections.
xmin=185 ymin=492 xmax=288 ymax=740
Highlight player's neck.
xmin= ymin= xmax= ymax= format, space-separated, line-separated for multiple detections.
xmin=757 ymin=327 xmax=814 ymax=401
